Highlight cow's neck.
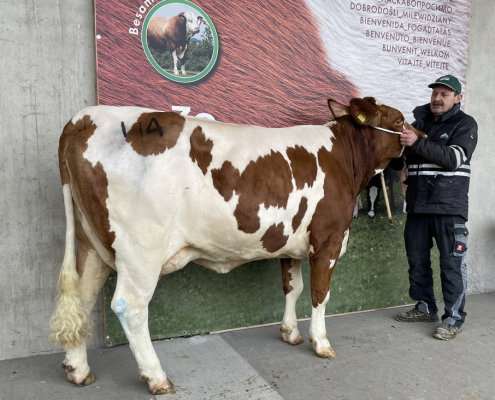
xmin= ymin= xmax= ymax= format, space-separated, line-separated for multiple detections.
xmin=330 ymin=119 xmax=397 ymax=197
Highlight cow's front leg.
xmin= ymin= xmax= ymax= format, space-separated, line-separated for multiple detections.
xmin=176 ymin=46 xmax=188 ymax=75
xmin=171 ymin=50 xmax=179 ymax=75
xmin=308 ymin=252 xmax=339 ymax=358
xmin=280 ymin=259 xmax=304 ymax=345
xmin=111 ymin=266 xmax=175 ymax=395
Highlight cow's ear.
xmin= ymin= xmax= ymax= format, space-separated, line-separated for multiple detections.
xmin=328 ymin=99 xmax=350 ymax=119
xmin=349 ymin=98 xmax=380 ymax=126
xmin=179 ymin=12 xmax=185 ymax=19
xmin=405 ymin=122 xmax=427 ymax=138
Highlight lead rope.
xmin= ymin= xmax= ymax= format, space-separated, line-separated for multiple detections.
xmin=370 ymin=124 xmax=406 ymax=158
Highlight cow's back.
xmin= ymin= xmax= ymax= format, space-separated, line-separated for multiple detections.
xmin=147 ymin=16 xmax=184 ymax=49
xmin=62 ymin=106 xmax=341 ymax=268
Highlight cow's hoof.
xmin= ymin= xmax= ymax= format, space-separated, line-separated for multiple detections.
xmin=282 ymin=332 xmax=304 ymax=345
xmin=68 ymin=371 xmax=97 ymax=387
xmin=78 ymin=372 xmax=97 ymax=386
xmin=315 ymin=347 xmax=337 ymax=358
xmin=280 ymin=326 xmax=304 ymax=345
xmin=151 ymin=379 xmax=176 ymax=395
xmin=282 ymin=333 xmax=304 ymax=346
xmin=309 ymin=338 xmax=337 ymax=358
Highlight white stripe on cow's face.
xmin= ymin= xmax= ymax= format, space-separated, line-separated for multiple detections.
xmin=184 ymin=12 xmax=202 ymax=38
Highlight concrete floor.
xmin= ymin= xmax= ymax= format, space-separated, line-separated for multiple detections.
xmin=1 ymin=292 xmax=494 ymax=400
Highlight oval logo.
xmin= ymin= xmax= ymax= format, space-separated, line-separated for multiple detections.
xmin=142 ymin=0 xmax=219 ymax=83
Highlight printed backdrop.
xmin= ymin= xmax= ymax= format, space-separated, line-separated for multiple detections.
xmin=95 ymin=0 xmax=472 ymax=345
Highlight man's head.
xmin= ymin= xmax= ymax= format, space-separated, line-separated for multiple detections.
xmin=428 ymin=75 xmax=463 ymax=119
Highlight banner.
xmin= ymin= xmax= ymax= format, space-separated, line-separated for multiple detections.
xmin=95 ymin=0 xmax=472 ymax=345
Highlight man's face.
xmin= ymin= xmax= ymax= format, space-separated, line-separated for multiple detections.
xmin=430 ymin=85 xmax=462 ymax=119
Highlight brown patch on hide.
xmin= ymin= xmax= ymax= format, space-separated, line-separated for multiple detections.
xmin=125 ymin=112 xmax=184 ymax=157
xmin=65 ymin=124 xmax=116 ymax=261
xmin=281 ymin=258 xmax=294 ymax=295
xmin=286 ymin=146 xmax=317 ymax=189
xmin=59 ymin=115 xmax=94 ymax=186
xmin=211 ymin=161 xmax=241 ymax=202
xmin=306 ymin=136 xmax=358 ymax=308
xmin=261 ymin=223 xmax=288 ymax=253
xmin=234 ymin=151 xmax=293 ymax=234
xmin=189 ymin=126 xmax=213 ymax=175
xmin=292 ymin=197 xmax=308 ymax=233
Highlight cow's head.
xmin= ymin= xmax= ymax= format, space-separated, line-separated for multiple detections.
xmin=179 ymin=12 xmax=204 ymax=37
xmin=328 ymin=97 xmax=425 ymax=161
xmin=328 ymin=97 xmax=404 ymax=132
xmin=328 ymin=97 xmax=425 ymax=136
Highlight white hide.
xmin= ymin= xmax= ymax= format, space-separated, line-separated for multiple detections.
xmin=182 ymin=12 xmax=202 ymax=39
xmin=309 ymin=290 xmax=333 ymax=355
xmin=281 ymin=260 xmax=304 ymax=344
xmin=78 ymin=106 xmax=334 ymax=274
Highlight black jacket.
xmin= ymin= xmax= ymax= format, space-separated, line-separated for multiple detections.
xmin=401 ymin=103 xmax=478 ymax=220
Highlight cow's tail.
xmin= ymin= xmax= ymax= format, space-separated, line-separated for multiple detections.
xmin=50 ymin=121 xmax=92 ymax=348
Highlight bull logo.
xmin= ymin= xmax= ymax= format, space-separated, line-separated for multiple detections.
xmin=143 ymin=0 xmax=219 ymax=83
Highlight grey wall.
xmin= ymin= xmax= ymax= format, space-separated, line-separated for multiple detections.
xmin=1 ymin=0 xmax=494 ymax=360
xmin=0 ymin=1 xmax=101 ymax=360
xmin=464 ymin=0 xmax=495 ymax=293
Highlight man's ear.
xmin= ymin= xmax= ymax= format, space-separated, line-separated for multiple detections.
xmin=328 ymin=99 xmax=350 ymax=119
xmin=349 ymin=98 xmax=380 ymax=126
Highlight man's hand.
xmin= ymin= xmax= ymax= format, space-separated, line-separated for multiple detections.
xmin=400 ymin=129 xmax=420 ymax=147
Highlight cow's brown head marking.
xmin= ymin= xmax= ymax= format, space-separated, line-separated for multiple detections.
xmin=328 ymin=97 xmax=405 ymax=133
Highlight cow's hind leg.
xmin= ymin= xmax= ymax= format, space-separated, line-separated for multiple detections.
xmin=111 ymin=264 xmax=175 ymax=395
xmin=62 ymin=222 xmax=111 ymax=386
xmin=280 ymin=259 xmax=304 ymax=345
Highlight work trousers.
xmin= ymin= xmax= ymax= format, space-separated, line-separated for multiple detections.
xmin=404 ymin=213 xmax=469 ymax=327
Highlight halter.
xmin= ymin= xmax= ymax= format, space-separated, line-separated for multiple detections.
xmin=370 ymin=124 xmax=405 ymax=157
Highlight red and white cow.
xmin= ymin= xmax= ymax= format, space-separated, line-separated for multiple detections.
xmin=50 ymin=98 xmax=422 ymax=395
xmin=147 ymin=12 xmax=203 ymax=75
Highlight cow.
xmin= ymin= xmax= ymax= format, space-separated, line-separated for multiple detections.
xmin=146 ymin=12 xmax=203 ymax=76
xmin=363 ymin=165 xmax=400 ymax=218
xmin=50 ymin=97 xmax=423 ymax=395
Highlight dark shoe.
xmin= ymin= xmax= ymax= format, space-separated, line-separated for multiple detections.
xmin=395 ymin=308 xmax=439 ymax=323
xmin=433 ymin=323 xmax=461 ymax=340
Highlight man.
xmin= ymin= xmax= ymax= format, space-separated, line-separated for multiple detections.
xmin=394 ymin=75 xmax=478 ymax=340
